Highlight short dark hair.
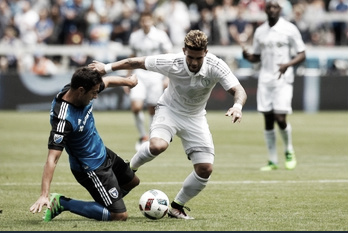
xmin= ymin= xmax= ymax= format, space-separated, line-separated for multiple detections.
xmin=70 ymin=67 xmax=103 ymax=92
xmin=139 ymin=11 xmax=153 ymax=19
xmin=184 ymin=30 xmax=208 ymax=51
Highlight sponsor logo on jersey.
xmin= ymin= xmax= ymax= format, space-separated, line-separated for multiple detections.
xmin=108 ymin=187 xmax=119 ymax=199
xmin=53 ymin=134 xmax=64 ymax=144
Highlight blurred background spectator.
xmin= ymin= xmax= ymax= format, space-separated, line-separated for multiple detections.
xmin=329 ymin=0 xmax=348 ymax=45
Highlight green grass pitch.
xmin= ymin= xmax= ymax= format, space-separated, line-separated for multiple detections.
xmin=0 ymin=110 xmax=347 ymax=231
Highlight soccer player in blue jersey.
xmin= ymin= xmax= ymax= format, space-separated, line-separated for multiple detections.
xmin=29 ymin=67 xmax=139 ymax=221
xmin=89 ymin=30 xmax=247 ymax=219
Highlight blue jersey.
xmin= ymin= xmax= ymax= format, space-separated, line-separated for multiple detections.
xmin=48 ymin=83 xmax=106 ymax=172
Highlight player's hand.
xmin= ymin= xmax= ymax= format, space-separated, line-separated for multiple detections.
xmin=225 ymin=107 xmax=242 ymax=123
xmin=123 ymin=86 xmax=130 ymax=94
xmin=29 ymin=195 xmax=50 ymax=214
xmin=277 ymin=63 xmax=288 ymax=79
xmin=242 ymin=45 xmax=250 ymax=59
xmin=127 ymin=74 xmax=138 ymax=89
xmin=88 ymin=60 xmax=106 ymax=75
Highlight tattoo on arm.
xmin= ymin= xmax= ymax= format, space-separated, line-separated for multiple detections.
xmin=126 ymin=58 xmax=143 ymax=69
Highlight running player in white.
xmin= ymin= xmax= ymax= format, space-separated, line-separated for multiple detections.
xmin=89 ymin=30 xmax=247 ymax=219
xmin=242 ymin=0 xmax=306 ymax=171
xmin=126 ymin=12 xmax=173 ymax=151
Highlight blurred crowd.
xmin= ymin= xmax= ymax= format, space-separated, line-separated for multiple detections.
xmin=0 ymin=0 xmax=347 ymax=74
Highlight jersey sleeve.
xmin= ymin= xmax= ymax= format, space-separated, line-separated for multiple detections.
xmin=144 ymin=54 xmax=176 ymax=76
xmin=48 ymin=115 xmax=73 ymax=151
xmin=215 ymin=58 xmax=241 ymax=90
xmin=289 ymin=24 xmax=306 ymax=53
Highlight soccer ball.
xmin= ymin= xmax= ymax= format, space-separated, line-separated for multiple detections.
xmin=139 ymin=189 xmax=170 ymax=220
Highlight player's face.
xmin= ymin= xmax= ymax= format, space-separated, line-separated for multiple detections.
xmin=78 ymin=84 xmax=100 ymax=106
xmin=140 ymin=15 xmax=153 ymax=34
xmin=183 ymin=47 xmax=207 ymax=73
xmin=265 ymin=2 xmax=281 ymax=21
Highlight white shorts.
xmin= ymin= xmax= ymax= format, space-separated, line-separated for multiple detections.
xmin=129 ymin=70 xmax=164 ymax=105
xmin=257 ymin=80 xmax=293 ymax=114
xmin=150 ymin=106 xmax=215 ymax=163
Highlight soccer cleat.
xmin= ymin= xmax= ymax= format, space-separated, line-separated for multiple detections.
xmin=43 ymin=193 xmax=64 ymax=222
xmin=124 ymin=159 xmax=137 ymax=173
xmin=168 ymin=206 xmax=194 ymax=220
xmin=285 ymin=151 xmax=297 ymax=170
xmin=135 ymin=136 xmax=149 ymax=151
xmin=260 ymin=161 xmax=278 ymax=171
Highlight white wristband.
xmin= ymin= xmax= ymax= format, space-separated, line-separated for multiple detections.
xmin=104 ymin=63 xmax=113 ymax=73
xmin=233 ymin=103 xmax=243 ymax=110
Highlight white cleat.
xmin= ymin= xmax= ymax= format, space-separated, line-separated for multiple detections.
xmin=168 ymin=206 xmax=194 ymax=220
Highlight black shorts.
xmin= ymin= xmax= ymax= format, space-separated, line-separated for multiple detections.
xmin=71 ymin=147 xmax=135 ymax=213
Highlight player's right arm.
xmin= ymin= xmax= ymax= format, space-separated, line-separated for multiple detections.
xmin=29 ymin=149 xmax=62 ymax=214
xmin=242 ymin=48 xmax=261 ymax=63
xmin=89 ymin=57 xmax=147 ymax=75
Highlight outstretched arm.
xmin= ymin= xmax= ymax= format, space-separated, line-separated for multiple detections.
xmin=29 ymin=149 xmax=62 ymax=214
xmin=88 ymin=57 xmax=147 ymax=76
xmin=103 ymin=74 xmax=138 ymax=88
xmin=225 ymin=84 xmax=247 ymax=123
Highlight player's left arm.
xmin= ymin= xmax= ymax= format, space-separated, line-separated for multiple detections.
xmin=29 ymin=149 xmax=62 ymax=214
xmin=277 ymin=51 xmax=306 ymax=78
xmin=225 ymin=84 xmax=247 ymax=123
xmin=102 ymin=74 xmax=138 ymax=89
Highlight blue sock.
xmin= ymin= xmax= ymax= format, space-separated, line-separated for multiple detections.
xmin=60 ymin=197 xmax=111 ymax=221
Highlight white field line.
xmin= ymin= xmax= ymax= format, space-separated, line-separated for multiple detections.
xmin=1 ymin=180 xmax=348 ymax=186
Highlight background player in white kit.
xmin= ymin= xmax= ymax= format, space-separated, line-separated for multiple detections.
xmin=126 ymin=12 xmax=173 ymax=150
xmin=89 ymin=30 xmax=247 ymax=219
xmin=242 ymin=0 xmax=306 ymax=171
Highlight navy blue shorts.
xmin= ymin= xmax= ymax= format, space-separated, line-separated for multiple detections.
xmin=72 ymin=147 xmax=135 ymax=213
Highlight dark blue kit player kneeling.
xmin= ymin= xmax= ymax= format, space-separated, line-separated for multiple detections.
xmin=30 ymin=66 xmax=139 ymax=221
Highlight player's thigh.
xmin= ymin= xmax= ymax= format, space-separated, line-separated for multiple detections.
xmin=274 ymin=82 xmax=293 ymax=113
xmin=150 ymin=106 xmax=177 ymax=144
xmin=145 ymin=78 xmax=163 ymax=105
xmin=177 ymin=115 xmax=214 ymax=156
xmin=257 ymin=84 xmax=274 ymax=112
xmin=130 ymin=79 xmax=146 ymax=101
xmin=71 ymin=153 xmax=128 ymax=213
xmin=106 ymin=148 xmax=135 ymax=187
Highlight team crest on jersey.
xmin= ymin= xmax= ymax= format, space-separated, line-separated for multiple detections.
xmin=201 ymin=78 xmax=211 ymax=87
xmin=108 ymin=187 xmax=119 ymax=199
xmin=53 ymin=134 xmax=64 ymax=144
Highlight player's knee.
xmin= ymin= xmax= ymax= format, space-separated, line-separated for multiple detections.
xmin=195 ymin=163 xmax=213 ymax=179
xmin=149 ymin=138 xmax=168 ymax=155
xmin=110 ymin=212 xmax=128 ymax=221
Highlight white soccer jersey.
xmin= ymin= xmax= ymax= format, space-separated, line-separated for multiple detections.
xmin=145 ymin=52 xmax=241 ymax=116
xmin=128 ymin=26 xmax=173 ymax=102
xmin=252 ymin=17 xmax=306 ymax=84
xmin=129 ymin=25 xmax=172 ymax=57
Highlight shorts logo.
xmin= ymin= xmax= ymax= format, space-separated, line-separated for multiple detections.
xmin=108 ymin=187 xmax=119 ymax=199
xmin=53 ymin=134 xmax=64 ymax=144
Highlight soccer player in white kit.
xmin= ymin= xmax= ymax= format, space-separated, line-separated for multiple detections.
xmin=126 ymin=12 xmax=173 ymax=150
xmin=89 ymin=30 xmax=247 ymax=219
xmin=242 ymin=0 xmax=306 ymax=171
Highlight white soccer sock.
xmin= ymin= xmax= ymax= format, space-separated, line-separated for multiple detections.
xmin=130 ymin=141 xmax=156 ymax=170
xmin=264 ymin=129 xmax=278 ymax=164
xmin=174 ymin=171 xmax=209 ymax=205
xmin=279 ymin=123 xmax=294 ymax=153
xmin=134 ymin=111 xmax=146 ymax=138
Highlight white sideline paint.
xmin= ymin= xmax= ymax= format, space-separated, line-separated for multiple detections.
xmin=2 ymin=180 xmax=348 ymax=186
